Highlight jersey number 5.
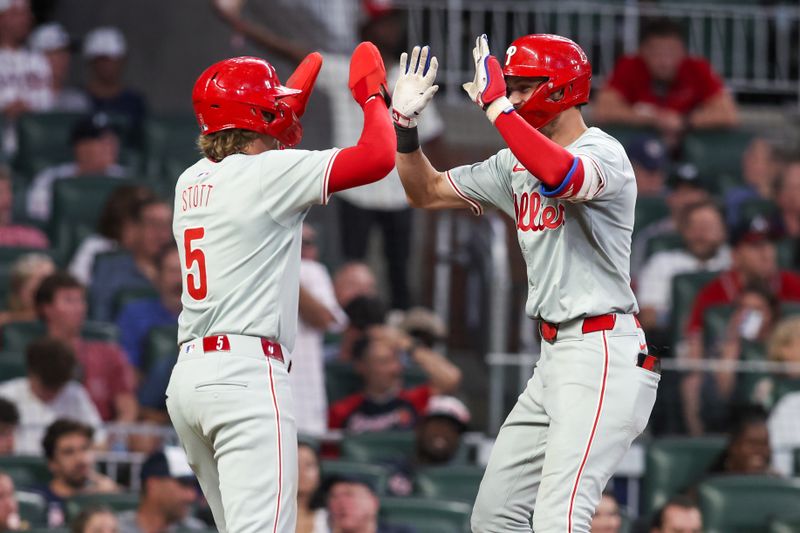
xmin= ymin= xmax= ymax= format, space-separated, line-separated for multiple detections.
xmin=184 ymin=227 xmax=207 ymax=300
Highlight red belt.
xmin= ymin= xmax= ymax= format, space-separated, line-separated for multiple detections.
xmin=201 ymin=335 xmax=284 ymax=363
xmin=539 ymin=314 xmax=643 ymax=343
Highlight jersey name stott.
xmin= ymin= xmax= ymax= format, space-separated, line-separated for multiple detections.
xmin=513 ymin=191 xmax=565 ymax=232
xmin=181 ymin=183 xmax=214 ymax=212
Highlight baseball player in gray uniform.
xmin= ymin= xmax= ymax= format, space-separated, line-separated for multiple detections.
xmin=391 ymin=36 xmax=660 ymax=532
xmin=168 ymin=46 xmax=395 ymax=533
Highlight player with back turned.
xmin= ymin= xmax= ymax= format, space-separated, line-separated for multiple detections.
xmin=167 ymin=44 xmax=395 ymax=533
xmin=392 ymin=36 xmax=660 ymax=532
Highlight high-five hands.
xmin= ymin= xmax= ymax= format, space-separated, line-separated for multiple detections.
xmin=392 ymin=45 xmax=439 ymax=128
xmin=463 ymin=34 xmax=514 ymax=122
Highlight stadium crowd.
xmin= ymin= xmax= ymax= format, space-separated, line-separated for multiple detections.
xmin=0 ymin=0 xmax=795 ymax=531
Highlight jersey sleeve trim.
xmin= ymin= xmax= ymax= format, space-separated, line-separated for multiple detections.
xmin=445 ymin=170 xmax=483 ymax=216
xmin=539 ymin=157 xmax=581 ymax=198
xmin=320 ymin=148 xmax=342 ymax=206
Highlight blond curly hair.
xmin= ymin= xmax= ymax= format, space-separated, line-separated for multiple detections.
xmin=197 ymin=129 xmax=262 ymax=161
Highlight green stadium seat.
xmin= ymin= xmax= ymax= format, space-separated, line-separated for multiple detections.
xmin=3 ymin=320 xmax=119 ymax=352
xmin=49 ymin=177 xmax=139 ymax=264
xmin=114 ymin=287 xmax=160 ymax=317
xmin=142 ymin=324 xmax=178 ymax=373
xmin=641 ymin=436 xmax=726 ymax=517
xmin=415 ymin=465 xmax=485 ymax=503
xmin=320 ymin=460 xmax=391 ymax=496
xmin=669 ymin=271 xmax=721 ymax=342
xmin=683 ymin=130 xmax=753 ymax=187
xmin=634 ymin=197 xmax=670 ymax=235
xmin=16 ymin=490 xmax=46 ymax=527
xmin=774 ymin=378 xmax=800 ymax=405
xmin=600 ymin=125 xmax=660 ymax=150
xmin=144 ymin=115 xmax=201 ymax=178
xmin=777 ymin=239 xmax=797 ymax=270
xmin=769 ymin=514 xmax=800 ymax=533
xmin=14 ymin=112 xmax=87 ymax=177
xmin=644 ymin=233 xmax=684 ymax=261
xmin=698 ymin=475 xmax=800 ymax=533
xmin=0 ymin=456 xmax=50 ymax=489
xmin=0 ymin=350 xmax=26 ymax=381
xmin=380 ymin=497 xmax=471 ymax=533
xmin=325 ymin=361 xmax=429 ymax=404
xmin=341 ymin=432 xmax=415 ymax=463
xmin=702 ymin=304 xmax=734 ymax=348
xmin=65 ymin=492 xmax=140 ymax=520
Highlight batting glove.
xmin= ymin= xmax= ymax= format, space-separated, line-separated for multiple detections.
xmin=392 ymin=45 xmax=439 ymax=129
xmin=462 ymin=34 xmax=514 ymax=123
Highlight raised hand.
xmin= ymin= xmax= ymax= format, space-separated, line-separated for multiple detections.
xmin=392 ymin=45 xmax=439 ymax=128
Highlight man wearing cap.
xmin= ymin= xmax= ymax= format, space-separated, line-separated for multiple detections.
xmin=28 ymin=22 xmax=90 ymax=112
xmin=117 ymin=446 xmax=206 ymax=533
xmin=325 ymin=475 xmax=417 ymax=533
xmin=626 ymin=135 xmax=667 ymax=198
xmin=681 ymin=215 xmax=800 ymax=435
xmin=0 ymin=0 xmax=53 ymax=122
xmin=630 ymin=163 xmax=711 ymax=275
xmin=83 ymin=26 xmax=146 ymax=131
xmin=26 ymin=112 xmax=128 ymax=221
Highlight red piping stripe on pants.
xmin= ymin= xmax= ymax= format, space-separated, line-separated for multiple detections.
xmin=268 ymin=360 xmax=283 ymax=533
xmin=567 ymin=330 xmax=610 ymax=532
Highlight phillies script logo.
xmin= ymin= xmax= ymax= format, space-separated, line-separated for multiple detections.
xmin=514 ymin=191 xmax=565 ymax=232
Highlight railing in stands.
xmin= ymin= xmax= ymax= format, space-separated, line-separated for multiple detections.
xmin=395 ymin=0 xmax=800 ymax=106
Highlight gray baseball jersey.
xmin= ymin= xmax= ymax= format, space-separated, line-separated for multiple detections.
xmin=173 ymin=148 xmax=340 ymax=349
xmin=447 ymin=127 xmax=638 ymax=323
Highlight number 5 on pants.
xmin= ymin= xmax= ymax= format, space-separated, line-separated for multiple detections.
xmin=184 ymin=227 xmax=208 ymax=301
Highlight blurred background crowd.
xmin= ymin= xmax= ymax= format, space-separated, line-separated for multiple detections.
xmin=0 ymin=0 xmax=796 ymax=531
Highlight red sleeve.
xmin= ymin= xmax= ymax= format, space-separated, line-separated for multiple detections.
xmin=605 ymin=56 xmax=641 ymax=103
xmin=327 ymin=97 xmax=396 ymax=194
xmin=494 ymin=111 xmax=585 ymax=194
xmin=400 ymin=385 xmax=433 ymax=415
xmin=328 ymin=393 xmax=365 ymax=430
xmin=779 ymin=271 xmax=800 ymax=299
xmin=691 ymin=58 xmax=724 ymax=103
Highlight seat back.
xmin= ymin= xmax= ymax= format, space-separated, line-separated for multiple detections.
xmin=142 ymin=324 xmax=179 ymax=374
xmin=65 ymin=492 xmax=140 ymax=521
xmin=415 ymin=465 xmax=485 ymax=503
xmin=320 ymin=460 xmax=391 ymax=496
xmin=0 ymin=456 xmax=50 ymax=489
xmin=341 ymin=432 xmax=415 ymax=463
xmin=699 ymin=475 xmax=800 ymax=533
xmin=379 ymin=497 xmax=471 ymax=533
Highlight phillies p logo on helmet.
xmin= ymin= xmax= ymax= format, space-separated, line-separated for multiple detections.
xmin=505 ymin=45 xmax=518 ymax=66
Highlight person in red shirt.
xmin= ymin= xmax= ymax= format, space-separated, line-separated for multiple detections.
xmin=328 ymin=326 xmax=461 ymax=433
xmin=681 ymin=215 xmax=800 ymax=434
xmin=594 ymin=17 xmax=738 ymax=144
xmin=34 ymin=271 xmax=137 ymax=424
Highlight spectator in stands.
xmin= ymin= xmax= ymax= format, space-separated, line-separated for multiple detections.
xmin=650 ymin=496 xmax=702 ymax=533
xmin=325 ymin=475 xmax=416 ymax=533
xmin=90 ymin=197 xmax=172 ymax=322
xmin=0 ymin=166 xmax=49 ymax=248
xmin=707 ymin=406 xmax=774 ymax=476
xmin=768 ymin=387 xmax=800 ymax=476
xmin=297 ymin=441 xmax=327 ymax=533
xmin=215 ymin=0 xmax=450 ymax=309
xmin=83 ymin=27 xmax=146 ymax=133
xmin=328 ymin=326 xmax=461 ymax=432
xmin=594 ymin=17 xmax=738 ymax=146
xmin=36 ymin=272 xmax=138 ymax=423
xmin=384 ymin=395 xmax=471 ymax=497
xmin=685 ymin=283 xmax=781 ymax=434
xmin=724 ymin=138 xmax=782 ymax=227
xmin=637 ymin=200 xmax=731 ymax=333
xmin=117 ymin=447 xmax=205 ymax=533
xmin=0 ymin=0 xmax=52 ymax=126
xmin=752 ymin=315 xmax=800 ymax=409
xmin=335 ymin=295 xmax=388 ymax=361
xmin=71 ymin=506 xmax=119 ymax=533
xmin=774 ymin=160 xmax=800 ymax=238
xmin=0 ymin=399 xmax=17 ymax=455
xmin=590 ymin=492 xmax=622 ymax=533
xmin=39 ymin=419 xmax=119 ymax=528
xmin=116 ymin=245 xmax=181 ymax=371
xmin=0 ymin=337 xmax=103 ymax=455
xmin=70 ymin=185 xmax=157 ymax=285
xmin=293 ymin=223 xmax=348 ymax=436
xmin=0 ymin=252 xmax=54 ymax=327
xmin=0 ymin=472 xmax=22 ymax=531
xmin=28 ymin=22 xmax=90 ymax=112
xmin=396 ymin=307 xmax=447 ymax=351
xmin=627 ymin=135 xmax=668 ymax=198
xmin=631 ymin=165 xmax=710 ymax=275
xmin=26 ymin=112 xmax=128 ymax=222
xmin=334 ymin=262 xmax=379 ymax=309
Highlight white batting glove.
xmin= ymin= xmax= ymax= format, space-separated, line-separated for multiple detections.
xmin=392 ymin=45 xmax=439 ymax=129
xmin=462 ymin=34 xmax=513 ymax=123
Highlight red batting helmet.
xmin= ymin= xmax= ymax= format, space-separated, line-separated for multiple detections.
xmin=192 ymin=56 xmax=304 ymax=147
xmin=502 ymin=34 xmax=591 ymax=129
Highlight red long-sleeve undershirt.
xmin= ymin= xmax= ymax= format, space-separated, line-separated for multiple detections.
xmin=494 ymin=110 xmax=584 ymax=192
xmin=328 ymin=97 xmax=396 ymax=194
